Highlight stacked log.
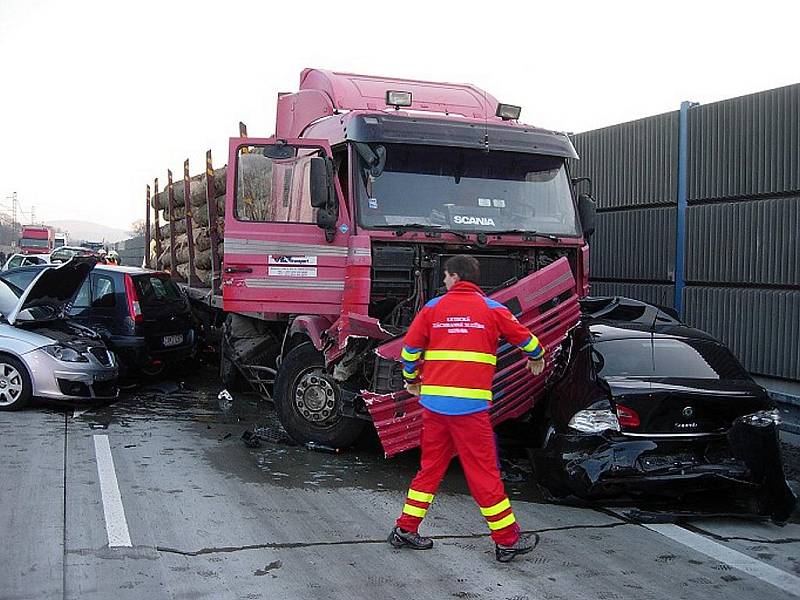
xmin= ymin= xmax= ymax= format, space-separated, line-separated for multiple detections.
xmin=152 ymin=165 xmax=227 ymax=285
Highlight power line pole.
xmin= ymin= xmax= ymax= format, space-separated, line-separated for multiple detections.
xmin=7 ymin=192 xmax=18 ymax=227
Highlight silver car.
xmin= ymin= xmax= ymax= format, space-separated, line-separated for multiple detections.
xmin=0 ymin=257 xmax=118 ymax=410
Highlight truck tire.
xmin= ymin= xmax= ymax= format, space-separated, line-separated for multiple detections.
xmin=0 ymin=354 xmax=32 ymax=411
xmin=273 ymin=342 xmax=364 ymax=448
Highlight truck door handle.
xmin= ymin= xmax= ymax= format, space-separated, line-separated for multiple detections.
xmin=224 ymin=266 xmax=253 ymax=273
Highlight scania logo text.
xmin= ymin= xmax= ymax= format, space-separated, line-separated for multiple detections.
xmin=453 ymin=216 xmax=496 ymax=226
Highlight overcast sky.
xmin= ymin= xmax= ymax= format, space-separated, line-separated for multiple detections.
xmin=1 ymin=0 xmax=798 ymax=233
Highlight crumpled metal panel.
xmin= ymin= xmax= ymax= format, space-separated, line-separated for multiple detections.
xmin=365 ymin=257 xmax=579 ymax=457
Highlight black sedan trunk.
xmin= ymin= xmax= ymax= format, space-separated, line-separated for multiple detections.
xmin=608 ymin=378 xmax=772 ymax=434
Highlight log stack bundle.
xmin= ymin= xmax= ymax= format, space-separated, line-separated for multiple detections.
xmin=151 ymin=166 xmax=227 ymax=286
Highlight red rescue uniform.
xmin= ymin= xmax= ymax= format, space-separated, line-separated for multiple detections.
xmin=395 ymin=281 xmax=544 ymax=545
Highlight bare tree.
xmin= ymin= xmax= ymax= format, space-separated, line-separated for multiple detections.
xmin=129 ymin=219 xmax=146 ymax=236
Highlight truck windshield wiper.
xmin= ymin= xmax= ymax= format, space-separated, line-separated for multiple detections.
xmin=372 ymin=223 xmax=443 ymax=237
xmin=372 ymin=224 xmax=470 ymax=241
xmin=492 ymin=229 xmax=560 ymax=242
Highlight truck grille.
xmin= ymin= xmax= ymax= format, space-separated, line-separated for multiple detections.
xmin=435 ymin=254 xmax=519 ymax=292
xmin=89 ymin=347 xmax=113 ymax=366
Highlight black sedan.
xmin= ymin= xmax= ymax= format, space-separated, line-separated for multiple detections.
xmin=530 ymin=297 xmax=796 ymax=523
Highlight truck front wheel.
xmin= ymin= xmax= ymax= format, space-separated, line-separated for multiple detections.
xmin=273 ymin=342 xmax=365 ymax=448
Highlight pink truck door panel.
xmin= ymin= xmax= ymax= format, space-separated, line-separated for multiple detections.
xmin=223 ymin=138 xmax=350 ymax=317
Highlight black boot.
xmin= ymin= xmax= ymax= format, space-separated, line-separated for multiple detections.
xmin=388 ymin=526 xmax=434 ymax=550
xmin=495 ymin=533 xmax=539 ymax=563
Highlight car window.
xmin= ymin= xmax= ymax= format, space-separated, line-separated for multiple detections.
xmin=72 ymin=279 xmax=91 ymax=309
xmin=92 ymin=275 xmax=116 ymax=308
xmin=0 ymin=270 xmax=40 ymax=291
xmin=7 ymin=256 xmax=23 ymax=269
xmin=595 ymin=338 xmax=749 ymax=380
xmin=134 ymin=274 xmax=183 ymax=306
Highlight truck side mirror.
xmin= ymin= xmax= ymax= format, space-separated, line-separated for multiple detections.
xmin=578 ymin=193 xmax=597 ymax=238
xmin=310 ymin=157 xmax=334 ymax=209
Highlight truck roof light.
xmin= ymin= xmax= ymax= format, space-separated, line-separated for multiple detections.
xmin=496 ymin=103 xmax=522 ymax=121
xmin=386 ymin=90 xmax=412 ymax=108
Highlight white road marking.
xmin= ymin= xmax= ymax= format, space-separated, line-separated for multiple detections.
xmin=644 ymin=523 xmax=800 ymax=597
xmin=93 ymin=435 xmax=132 ymax=547
xmin=72 ymin=409 xmax=90 ymax=418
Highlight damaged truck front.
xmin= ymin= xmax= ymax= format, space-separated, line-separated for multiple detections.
xmin=181 ymin=69 xmax=596 ymax=456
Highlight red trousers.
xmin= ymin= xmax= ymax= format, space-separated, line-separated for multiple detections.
xmin=395 ymin=408 xmax=521 ymax=546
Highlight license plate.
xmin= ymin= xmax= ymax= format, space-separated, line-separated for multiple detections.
xmin=94 ymin=371 xmax=115 ymax=382
xmin=163 ymin=334 xmax=184 ymax=347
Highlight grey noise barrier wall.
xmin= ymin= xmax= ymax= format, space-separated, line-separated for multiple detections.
xmin=569 ymin=83 xmax=799 ymax=382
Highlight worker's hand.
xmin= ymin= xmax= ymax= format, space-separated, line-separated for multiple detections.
xmin=404 ymin=382 xmax=421 ymax=396
xmin=525 ymin=357 xmax=545 ymax=376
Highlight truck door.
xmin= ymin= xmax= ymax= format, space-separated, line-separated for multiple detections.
xmin=222 ymin=138 xmax=351 ymax=317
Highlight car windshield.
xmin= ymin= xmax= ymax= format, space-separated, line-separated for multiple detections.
xmin=355 ymin=144 xmax=579 ymax=235
xmin=595 ymin=338 xmax=750 ymax=380
xmin=0 ymin=278 xmax=56 ymax=322
xmin=134 ymin=274 xmax=183 ymax=306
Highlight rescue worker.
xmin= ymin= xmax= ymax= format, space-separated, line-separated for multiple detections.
xmin=106 ymin=250 xmax=120 ymax=265
xmin=97 ymin=249 xmax=108 ymax=264
xmin=388 ymin=255 xmax=546 ymax=563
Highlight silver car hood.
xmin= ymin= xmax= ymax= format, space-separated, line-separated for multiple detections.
xmin=6 ymin=257 xmax=95 ymax=325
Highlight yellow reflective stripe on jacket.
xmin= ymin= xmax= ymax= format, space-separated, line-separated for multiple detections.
xmin=487 ymin=512 xmax=516 ymax=531
xmin=480 ymin=497 xmax=511 ymax=517
xmin=402 ymin=369 xmax=419 ymax=380
xmin=420 ymin=385 xmax=492 ymax=401
xmin=402 ymin=503 xmax=427 ymax=518
xmin=407 ymin=489 xmax=434 ymax=503
xmin=401 ymin=348 xmax=422 ymax=361
xmin=424 ymin=350 xmax=497 ymax=365
xmin=521 ymin=336 xmax=541 ymax=353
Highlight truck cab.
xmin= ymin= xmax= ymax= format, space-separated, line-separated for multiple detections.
xmin=219 ymin=70 xmax=596 ymax=454
xmin=19 ymin=226 xmax=54 ymax=255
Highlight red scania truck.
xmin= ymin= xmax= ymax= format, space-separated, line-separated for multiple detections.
xmin=150 ymin=69 xmax=596 ymax=456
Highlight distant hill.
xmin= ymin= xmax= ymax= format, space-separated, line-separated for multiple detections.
xmin=48 ymin=220 xmax=131 ymax=244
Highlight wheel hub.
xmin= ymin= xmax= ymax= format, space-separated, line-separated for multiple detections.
xmin=294 ymin=371 xmax=338 ymax=424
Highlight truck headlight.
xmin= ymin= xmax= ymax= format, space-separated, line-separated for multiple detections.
xmin=740 ymin=408 xmax=781 ymax=426
xmin=43 ymin=345 xmax=88 ymax=363
xmin=568 ymin=409 xmax=620 ymax=433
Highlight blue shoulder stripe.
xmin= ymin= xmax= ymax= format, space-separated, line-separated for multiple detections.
xmin=424 ymin=295 xmax=444 ymax=308
xmin=482 ymin=296 xmax=505 ymax=310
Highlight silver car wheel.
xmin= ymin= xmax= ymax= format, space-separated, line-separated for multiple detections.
xmin=0 ymin=362 xmax=24 ymax=407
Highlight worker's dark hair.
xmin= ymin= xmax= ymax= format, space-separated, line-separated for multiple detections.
xmin=444 ymin=254 xmax=480 ymax=284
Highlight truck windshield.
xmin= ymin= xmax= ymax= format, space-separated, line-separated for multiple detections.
xmin=19 ymin=238 xmax=50 ymax=248
xmin=355 ymin=144 xmax=579 ymax=235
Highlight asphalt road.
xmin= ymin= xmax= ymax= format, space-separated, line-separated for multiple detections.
xmin=2 ymin=368 xmax=799 ymax=600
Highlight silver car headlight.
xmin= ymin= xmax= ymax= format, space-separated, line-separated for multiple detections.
xmin=42 ymin=344 xmax=89 ymax=363
xmin=568 ymin=409 xmax=620 ymax=433
xmin=740 ymin=408 xmax=781 ymax=426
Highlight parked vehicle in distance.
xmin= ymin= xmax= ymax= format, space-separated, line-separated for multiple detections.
xmin=0 ymin=258 xmax=118 ymax=410
xmin=19 ymin=225 xmax=54 ymax=254
xmin=529 ymin=297 xmax=797 ymax=523
xmin=50 ymin=245 xmax=100 ymax=264
xmin=1 ymin=253 xmax=50 ymax=271
xmin=0 ymin=264 xmax=197 ymax=376
xmin=54 ymin=233 xmax=68 ymax=249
